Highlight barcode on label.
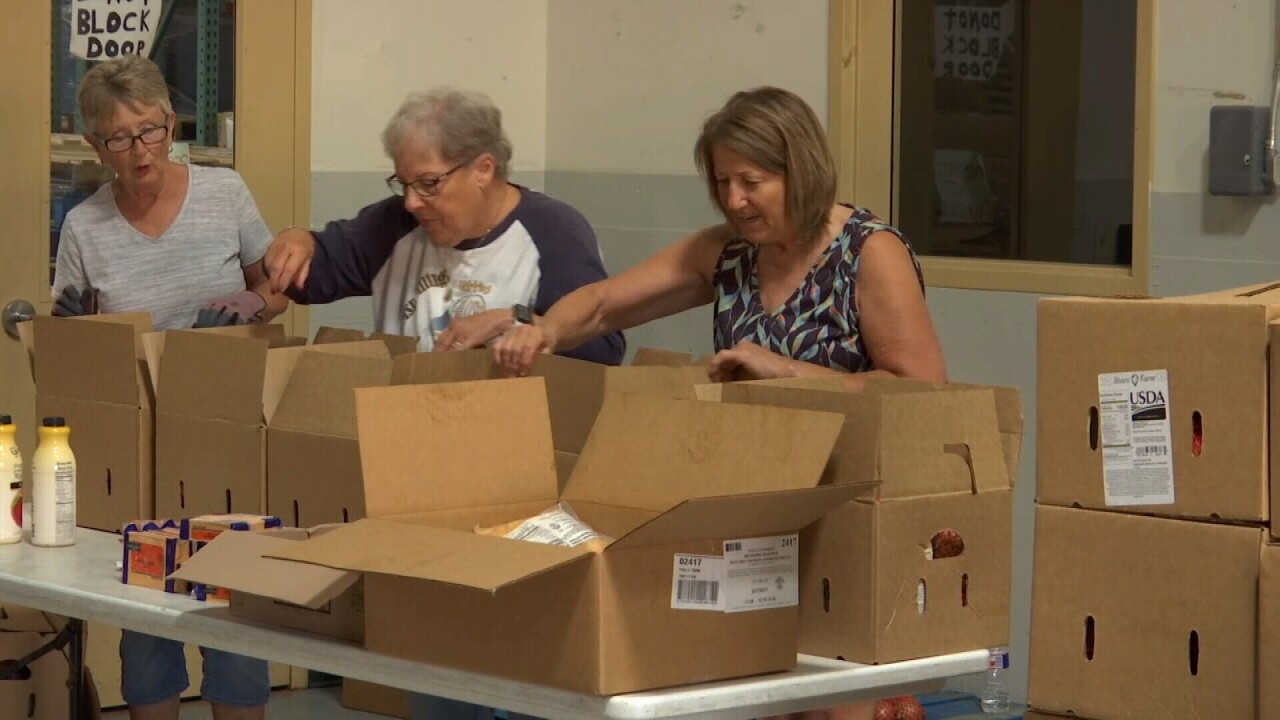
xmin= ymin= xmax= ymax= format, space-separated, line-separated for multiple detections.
xmin=1136 ymin=445 xmax=1168 ymax=457
xmin=676 ymin=579 xmax=720 ymax=605
xmin=724 ymin=542 xmax=742 ymax=552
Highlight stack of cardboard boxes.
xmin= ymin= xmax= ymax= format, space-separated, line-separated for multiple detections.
xmin=1029 ymin=282 xmax=1280 ymax=719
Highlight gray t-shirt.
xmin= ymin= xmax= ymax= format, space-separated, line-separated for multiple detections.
xmin=53 ymin=164 xmax=273 ymax=330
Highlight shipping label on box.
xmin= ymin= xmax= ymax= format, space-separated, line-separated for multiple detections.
xmin=1096 ymin=370 xmax=1174 ymax=506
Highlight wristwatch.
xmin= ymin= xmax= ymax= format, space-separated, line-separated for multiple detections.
xmin=512 ymin=304 xmax=534 ymax=326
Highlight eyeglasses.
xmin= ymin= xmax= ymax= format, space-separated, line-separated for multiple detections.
xmin=386 ymin=156 xmax=476 ymax=199
xmin=99 ymin=116 xmax=171 ymax=153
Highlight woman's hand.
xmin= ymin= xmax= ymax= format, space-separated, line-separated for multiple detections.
xmin=707 ymin=341 xmax=798 ymax=383
xmin=264 ymin=227 xmax=316 ymax=293
xmin=434 ymin=309 xmax=517 ymax=351
xmin=492 ymin=323 xmax=555 ymax=377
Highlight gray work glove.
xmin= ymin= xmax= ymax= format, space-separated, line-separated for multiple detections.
xmin=52 ymin=286 xmax=99 ymax=317
xmin=193 ymin=291 xmax=266 ymax=329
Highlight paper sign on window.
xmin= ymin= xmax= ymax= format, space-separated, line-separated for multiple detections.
xmin=70 ymin=0 xmax=163 ymax=61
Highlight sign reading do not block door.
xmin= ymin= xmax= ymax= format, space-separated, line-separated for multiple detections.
xmin=70 ymin=0 xmax=163 ymax=61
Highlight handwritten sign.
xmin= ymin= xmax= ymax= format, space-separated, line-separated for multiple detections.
xmin=70 ymin=0 xmax=162 ymax=61
xmin=934 ymin=3 xmax=1014 ymax=81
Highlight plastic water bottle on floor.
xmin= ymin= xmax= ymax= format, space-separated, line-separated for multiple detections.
xmin=981 ymin=646 xmax=1010 ymax=713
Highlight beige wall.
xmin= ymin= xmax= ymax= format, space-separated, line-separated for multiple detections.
xmin=546 ymin=0 xmax=828 ymax=174
xmin=311 ymin=0 xmax=549 ymax=174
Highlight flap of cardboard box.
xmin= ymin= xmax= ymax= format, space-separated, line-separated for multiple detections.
xmin=355 ymin=378 xmax=558 ymax=518
xmin=603 ymin=365 xmax=710 ymax=400
xmin=313 ymin=327 xmax=368 ymax=344
xmin=391 ymin=351 xmax=607 ymax=453
xmin=370 ymin=333 xmax=418 ymax=356
xmin=170 ymin=530 xmax=358 ymax=608
xmin=949 ymin=383 xmax=1024 ymax=483
xmin=157 ymin=331 xmax=270 ymax=423
xmin=630 ymin=348 xmax=703 ymax=367
xmin=1171 ymin=279 xmax=1280 ymax=308
xmin=876 ymin=389 xmax=1009 ymax=497
xmin=563 ymin=392 xmax=844 ymax=511
xmin=33 ymin=314 xmax=152 ymax=406
xmin=306 ymin=340 xmax=393 ymax=361
xmin=272 ymin=348 xmax=394 ymax=437
xmin=271 ymin=518 xmax=594 ymax=591
xmin=608 ymin=484 xmax=863 ymax=551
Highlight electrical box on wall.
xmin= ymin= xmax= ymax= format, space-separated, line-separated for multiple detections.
xmin=1208 ymin=106 xmax=1274 ymax=196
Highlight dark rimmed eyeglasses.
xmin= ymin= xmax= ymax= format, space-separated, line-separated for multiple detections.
xmin=99 ymin=116 xmax=172 ymax=153
xmin=386 ymin=156 xmax=477 ymax=198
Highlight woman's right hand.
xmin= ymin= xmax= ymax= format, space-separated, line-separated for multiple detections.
xmin=492 ymin=323 xmax=554 ymax=377
xmin=264 ymin=227 xmax=316 ymax=293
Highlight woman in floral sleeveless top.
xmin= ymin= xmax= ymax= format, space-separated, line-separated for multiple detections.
xmin=492 ymin=85 xmax=944 ymax=393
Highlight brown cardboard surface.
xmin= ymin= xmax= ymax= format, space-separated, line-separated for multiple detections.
xmin=719 ymin=382 xmax=1016 ymax=664
xmin=265 ymin=346 xmax=394 ymax=526
xmin=1272 ymin=323 xmax=1280 ymax=536
xmin=31 ymin=314 xmax=152 ymax=407
xmin=1029 ymin=505 xmax=1261 ymax=719
xmin=36 ymin=395 xmax=151 ymax=531
xmin=565 ymin=392 xmax=846 ymax=508
xmin=156 ymin=331 xmax=269 ymax=424
xmin=630 ymin=348 xmax=702 ymax=366
xmin=171 ymin=530 xmax=359 ymax=607
xmin=1261 ymin=543 xmax=1280 ymax=720
xmin=1038 ymin=288 xmax=1279 ymax=521
xmin=267 ymin=433 xmax=365 ymax=527
xmin=156 ymin=416 xmax=264 ymax=518
xmin=342 ymin=679 xmax=409 ymax=719
xmin=356 ymin=379 xmax=558 ymax=518
xmin=270 ymin=377 xmax=847 ymax=693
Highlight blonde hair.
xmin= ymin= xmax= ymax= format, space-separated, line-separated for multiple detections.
xmin=381 ymin=87 xmax=513 ymax=179
xmin=77 ymin=56 xmax=173 ymax=136
xmin=694 ymin=87 xmax=837 ymax=245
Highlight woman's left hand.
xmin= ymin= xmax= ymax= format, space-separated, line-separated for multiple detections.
xmin=707 ymin=341 xmax=797 ymax=382
xmin=435 ymin=309 xmax=517 ymax=351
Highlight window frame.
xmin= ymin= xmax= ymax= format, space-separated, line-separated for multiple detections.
xmin=828 ymin=0 xmax=1156 ymax=296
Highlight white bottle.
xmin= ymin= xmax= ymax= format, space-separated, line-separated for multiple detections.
xmin=0 ymin=416 xmax=22 ymax=544
xmin=31 ymin=417 xmax=75 ymax=547
xmin=980 ymin=646 xmax=1010 ymax=713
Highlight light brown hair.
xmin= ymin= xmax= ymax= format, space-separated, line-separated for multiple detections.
xmin=694 ymin=87 xmax=837 ymax=244
xmin=77 ymin=55 xmax=173 ymax=136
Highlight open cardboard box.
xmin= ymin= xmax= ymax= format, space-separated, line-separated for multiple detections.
xmin=313 ymin=326 xmax=417 ymax=356
xmin=172 ymin=526 xmax=363 ymax=642
xmin=266 ymin=377 xmax=860 ymax=694
xmin=1029 ymin=504 xmax=1261 ymax=720
xmin=1258 ymin=542 xmax=1280 ymax=720
xmin=391 ymin=350 xmax=711 ymax=486
xmin=0 ymin=605 xmax=83 ymax=719
xmin=718 ymin=379 xmax=1020 ymax=664
xmin=265 ymin=343 xmax=396 ymax=527
xmin=18 ymin=314 xmax=157 ymax=531
xmin=1038 ymin=281 xmax=1280 ymax=522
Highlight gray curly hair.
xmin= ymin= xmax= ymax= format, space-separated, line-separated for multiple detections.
xmin=381 ymin=87 xmax=513 ymax=179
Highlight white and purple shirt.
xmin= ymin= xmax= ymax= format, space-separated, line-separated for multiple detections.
xmin=289 ymin=185 xmax=624 ymax=364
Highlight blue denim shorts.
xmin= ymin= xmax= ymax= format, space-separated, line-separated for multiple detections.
xmin=119 ymin=630 xmax=270 ymax=707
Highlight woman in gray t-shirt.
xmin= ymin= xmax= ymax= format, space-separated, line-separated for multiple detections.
xmin=51 ymin=60 xmax=287 ymax=331
xmin=50 ymin=55 xmax=283 ymax=720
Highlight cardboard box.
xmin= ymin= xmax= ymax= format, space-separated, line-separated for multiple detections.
xmin=630 ymin=348 xmax=706 ymax=367
xmin=1038 ymin=283 xmax=1280 ymax=521
xmin=342 ymin=678 xmax=409 ymax=719
xmin=19 ymin=314 xmax=157 ymax=531
xmin=1261 ymin=543 xmax=1280 ymax=720
xmin=1029 ymin=504 xmax=1261 ymax=719
xmin=273 ymin=378 xmax=858 ymax=694
xmin=392 ymin=351 xmax=711 ymax=489
xmin=151 ymin=329 xmax=302 ymax=519
xmin=266 ymin=342 xmax=395 ymax=527
xmin=172 ymin=526 xmax=363 ymax=642
xmin=720 ymin=381 xmax=1017 ymax=664
xmin=313 ymin=326 xmax=417 ymax=356
xmin=0 ymin=605 xmax=72 ymax=719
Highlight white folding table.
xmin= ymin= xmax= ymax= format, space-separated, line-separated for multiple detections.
xmin=0 ymin=528 xmax=987 ymax=719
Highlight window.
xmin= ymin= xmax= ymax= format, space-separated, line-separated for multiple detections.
xmin=829 ymin=0 xmax=1154 ymax=295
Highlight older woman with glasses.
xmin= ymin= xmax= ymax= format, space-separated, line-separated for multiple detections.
xmin=51 ymin=56 xmax=287 ymax=330
xmin=50 ymin=56 xmax=282 ymax=720
xmin=263 ymin=86 xmax=624 ymax=364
